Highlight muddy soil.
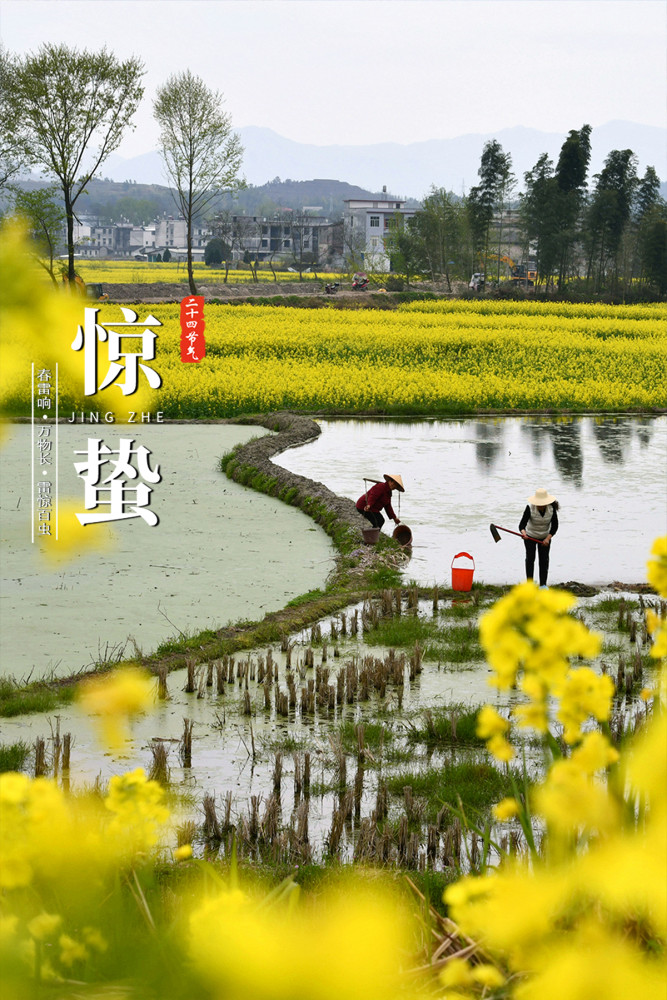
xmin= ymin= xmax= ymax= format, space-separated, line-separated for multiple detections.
xmin=98 ymin=280 xmax=464 ymax=304
xmin=100 ymin=281 xmax=339 ymax=304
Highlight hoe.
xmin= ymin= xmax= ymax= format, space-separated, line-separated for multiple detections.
xmin=489 ymin=524 xmax=545 ymax=545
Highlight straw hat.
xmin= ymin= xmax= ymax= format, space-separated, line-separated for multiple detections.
xmin=384 ymin=474 xmax=405 ymax=492
xmin=528 ymin=487 xmax=556 ymax=505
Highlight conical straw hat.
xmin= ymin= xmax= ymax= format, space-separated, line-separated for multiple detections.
xmin=384 ymin=474 xmax=405 ymax=492
xmin=527 ymin=487 xmax=555 ymax=505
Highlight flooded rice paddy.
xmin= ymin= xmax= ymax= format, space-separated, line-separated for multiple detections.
xmin=0 ymin=424 xmax=335 ymax=682
xmin=276 ymin=415 xmax=667 ymax=587
xmin=1 ymin=414 xmax=663 ymax=867
xmin=2 ymin=586 xmax=658 ymax=867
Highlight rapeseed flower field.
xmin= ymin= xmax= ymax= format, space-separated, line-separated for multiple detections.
xmin=2 ymin=219 xmax=664 ymax=418
xmin=141 ymin=299 xmax=665 ymax=417
xmin=76 ymin=260 xmax=334 ymax=284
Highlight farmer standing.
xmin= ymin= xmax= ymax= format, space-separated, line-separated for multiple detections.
xmin=519 ymin=487 xmax=559 ymax=588
xmin=356 ymin=474 xmax=404 ymax=531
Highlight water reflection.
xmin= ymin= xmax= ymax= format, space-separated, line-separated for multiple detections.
xmin=521 ymin=421 xmax=548 ymax=461
xmin=275 ymin=415 xmax=667 ymax=587
xmin=475 ymin=421 xmax=504 ymax=471
xmin=635 ymin=420 xmax=653 ymax=448
xmin=592 ymin=417 xmax=634 ymax=465
xmin=547 ymin=421 xmax=583 ymax=487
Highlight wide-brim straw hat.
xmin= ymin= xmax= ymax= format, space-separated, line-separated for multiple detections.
xmin=528 ymin=487 xmax=556 ymax=505
xmin=384 ymin=474 xmax=405 ymax=492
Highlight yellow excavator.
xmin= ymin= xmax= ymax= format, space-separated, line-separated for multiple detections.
xmin=61 ymin=269 xmax=109 ymax=301
xmin=483 ymin=254 xmax=537 ymax=285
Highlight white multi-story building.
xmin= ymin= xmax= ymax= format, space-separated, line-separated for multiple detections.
xmin=343 ymin=194 xmax=416 ymax=272
xmin=130 ymin=225 xmax=156 ymax=257
xmin=218 ymin=214 xmax=334 ymax=264
xmin=72 ymin=220 xmax=134 ymax=258
xmin=155 ymin=217 xmax=211 ymax=253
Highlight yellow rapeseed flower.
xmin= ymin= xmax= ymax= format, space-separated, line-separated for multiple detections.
xmin=570 ymin=731 xmax=619 ymax=774
xmin=492 ymin=797 xmax=520 ymax=821
xmin=105 ymin=768 xmax=170 ymax=850
xmin=479 ymin=583 xmax=601 ymax=694
xmin=79 ymin=665 xmax=154 ymax=749
xmin=487 ymin=733 xmax=515 ymax=762
xmin=82 ymin=927 xmax=108 ymax=953
xmin=439 ymin=958 xmax=472 ymax=987
xmin=58 ymin=933 xmax=88 ymax=967
xmin=512 ymin=699 xmax=549 ymax=732
xmin=173 ymin=844 xmax=193 ymax=861
xmin=27 ymin=913 xmax=62 ymax=941
xmin=513 ymin=920 xmax=665 ymax=1000
xmin=476 ymin=706 xmax=515 ymax=761
xmin=476 ymin=705 xmax=510 ymax=739
xmin=646 ymin=609 xmax=667 ymax=661
xmin=533 ymin=758 xmax=619 ymax=836
xmin=557 ymin=668 xmax=615 ymax=743
xmin=445 ymin=865 xmax=569 ymax=959
xmin=188 ymin=881 xmax=416 ymax=1000
xmin=647 ymin=536 xmax=667 ymax=596
xmin=470 ymin=964 xmax=505 ymax=988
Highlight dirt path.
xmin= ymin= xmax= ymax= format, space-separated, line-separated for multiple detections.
xmin=101 ymin=280 xmax=343 ymax=304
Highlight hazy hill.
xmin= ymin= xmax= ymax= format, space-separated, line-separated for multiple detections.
xmin=102 ymin=121 xmax=666 ymax=198
xmin=11 ymin=177 xmax=404 ymax=225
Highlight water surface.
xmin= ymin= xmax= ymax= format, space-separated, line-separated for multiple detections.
xmin=275 ymin=415 xmax=667 ymax=587
xmin=0 ymin=424 xmax=335 ymax=681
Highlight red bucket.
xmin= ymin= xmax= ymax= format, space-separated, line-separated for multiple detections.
xmin=451 ymin=552 xmax=475 ymax=592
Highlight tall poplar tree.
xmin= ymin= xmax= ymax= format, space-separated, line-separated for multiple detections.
xmin=469 ymin=140 xmax=513 ymax=282
xmin=154 ymin=71 xmax=244 ymax=295
xmin=553 ymin=125 xmax=591 ymax=289
xmin=586 ymin=149 xmax=638 ymax=292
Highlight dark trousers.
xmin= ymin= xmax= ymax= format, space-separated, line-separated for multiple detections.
xmin=361 ymin=509 xmax=385 ymax=529
xmin=524 ymin=539 xmax=551 ymax=586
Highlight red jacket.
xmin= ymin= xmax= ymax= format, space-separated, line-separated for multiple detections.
xmin=356 ymin=482 xmax=397 ymax=520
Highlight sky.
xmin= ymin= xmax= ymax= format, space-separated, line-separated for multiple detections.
xmin=0 ymin=0 xmax=665 ymax=159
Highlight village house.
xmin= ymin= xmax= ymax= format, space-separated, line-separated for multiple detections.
xmin=343 ymin=190 xmax=417 ymax=272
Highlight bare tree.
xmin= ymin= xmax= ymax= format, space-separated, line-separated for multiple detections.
xmin=231 ymin=216 xmax=261 ymax=280
xmin=287 ymin=212 xmax=321 ymax=279
xmin=154 ymin=71 xmax=244 ymax=294
xmin=13 ymin=44 xmax=144 ymax=281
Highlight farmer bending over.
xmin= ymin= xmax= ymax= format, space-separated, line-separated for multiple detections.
xmin=356 ymin=474 xmax=404 ymax=530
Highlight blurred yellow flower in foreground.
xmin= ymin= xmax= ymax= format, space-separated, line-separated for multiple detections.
xmin=39 ymin=499 xmax=115 ymax=566
xmin=79 ymin=666 xmax=154 ymax=749
xmin=476 ymin=705 xmax=515 ymax=762
xmin=27 ymin=913 xmax=61 ymax=941
xmin=188 ymin=880 xmax=417 ymax=1000
xmin=0 ymin=219 xmax=84 ymax=419
xmin=492 ymin=797 xmax=520 ymax=821
xmin=173 ymin=844 xmax=193 ymax=861
xmin=647 ymin=536 xmax=667 ymax=597
xmin=105 ymin=768 xmax=169 ymax=850
xmin=479 ymin=582 xmax=601 ymax=692
xmin=0 ymin=218 xmax=159 ymax=420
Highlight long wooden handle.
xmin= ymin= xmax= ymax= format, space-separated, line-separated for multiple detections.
xmin=363 ymin=477 xmax=381 ymax=506
xmin=494 ymin=525 xmax=545 ymax=544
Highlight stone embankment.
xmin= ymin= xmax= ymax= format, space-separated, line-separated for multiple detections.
xmin=221 ymin=411 xmax=408 ymax=587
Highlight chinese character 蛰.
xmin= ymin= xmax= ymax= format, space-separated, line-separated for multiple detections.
xmin=74 ymin=437 xmax=161 ymax=526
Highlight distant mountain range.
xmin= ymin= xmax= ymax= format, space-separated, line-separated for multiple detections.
xmin=102 ymin=121 xmax=666 ymax=198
